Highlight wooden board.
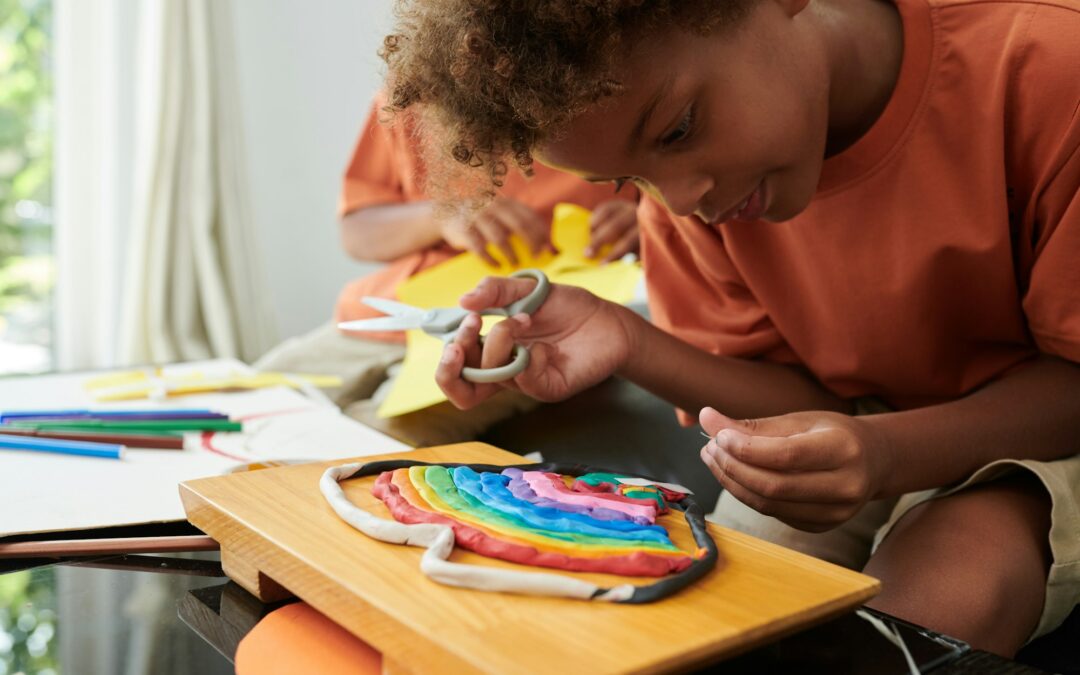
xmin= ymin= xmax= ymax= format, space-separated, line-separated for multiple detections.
xmin=180 ymin=443 xmax=879 ymax=674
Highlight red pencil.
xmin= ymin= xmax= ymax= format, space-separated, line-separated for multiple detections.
xmin=0 ymin=535 xmax=219 ymax=558
xmin=0 ymin=427 xmax=184 ymax=449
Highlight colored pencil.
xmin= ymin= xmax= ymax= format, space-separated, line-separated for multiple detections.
xmin=6 ymin=419 xmax=242 ymax=433
xmin=0 ymin=535 xmax=219 ymax=559
xmin=0 ymin=427 xmax=184 ymax=449
xmin=0 ymin=433 xmax=124 ymax=460
xmin=0 ymin=408 xmax=227 ymax=423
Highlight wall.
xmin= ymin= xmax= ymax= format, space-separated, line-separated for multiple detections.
xmin=230 ymin=0 xmax=394 ymax=342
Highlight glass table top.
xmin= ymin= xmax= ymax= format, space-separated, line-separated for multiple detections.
xmin=1 ymin=549 xmax=1057 ymax=675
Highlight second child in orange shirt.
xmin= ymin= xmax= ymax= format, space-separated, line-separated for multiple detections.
xmin=256 ymin=93 xmax=638 ymax=446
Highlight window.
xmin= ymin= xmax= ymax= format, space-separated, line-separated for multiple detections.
xmin=0 ymin=0 xmax=52 ymax=375
xmin=0 ymin=568 xmax=59 ymax=675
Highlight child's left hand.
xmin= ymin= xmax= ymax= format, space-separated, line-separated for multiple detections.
xmin=699 ymin=407 xmax=891 ymax=533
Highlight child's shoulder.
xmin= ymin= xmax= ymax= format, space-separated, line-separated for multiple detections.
xmin=927 ymin=0 xmax=1080 ymax=36
xmin=929 ymin=0 xmax=1080 ymax=16
xmin=924 ymin=0 xmax=1079 ymax=136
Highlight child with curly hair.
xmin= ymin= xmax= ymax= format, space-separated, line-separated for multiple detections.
xmin=380 ymin=0 xmax=1080 ymax=656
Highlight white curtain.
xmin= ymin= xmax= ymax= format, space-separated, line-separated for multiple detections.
xmin=54 ymin=0 xmax=139 ymax=370
xmin=119 ymin=0 xmax=276 ymax=364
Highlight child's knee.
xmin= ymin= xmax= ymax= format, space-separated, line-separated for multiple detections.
xmin=866 ymin=478 xmax=1053 ymax=654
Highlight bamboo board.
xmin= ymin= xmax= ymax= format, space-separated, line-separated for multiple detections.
xmin=180 ymin=443 xmax=878 ymax=674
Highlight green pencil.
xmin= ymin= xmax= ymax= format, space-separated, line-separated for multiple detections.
xmin=6 ymin=419 xmax=243 ymax=433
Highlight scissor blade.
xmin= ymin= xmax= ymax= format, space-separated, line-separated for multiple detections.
xmin=361 ymin=296 xmax=425 ymax=318
xmin=337 ymin=316 xmax=423 ymax=332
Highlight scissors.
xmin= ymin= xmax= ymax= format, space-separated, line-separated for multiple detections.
xmin=337 ymin=269 xmax=551 ymax=384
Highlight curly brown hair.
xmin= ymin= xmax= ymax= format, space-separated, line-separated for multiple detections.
xmin=380 ymin=1 xmax=756 ymax=204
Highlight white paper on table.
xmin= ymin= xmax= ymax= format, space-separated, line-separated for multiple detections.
xmin=212 ymin=408 xmax=407 ymax=461
xmin=0 ymin=359 xmax=409 ymax=537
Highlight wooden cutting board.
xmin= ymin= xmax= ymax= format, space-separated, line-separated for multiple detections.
xmin=180 ymin=443 xmax=878 ymax=674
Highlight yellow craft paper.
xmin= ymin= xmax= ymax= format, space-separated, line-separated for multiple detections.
xmin=378 ymin=203 xmax=642 ymax=418
xmin=84 ymin=369 xmax=161 ymax=389
xmin=85 ymin=371 xmax=342 ymax=402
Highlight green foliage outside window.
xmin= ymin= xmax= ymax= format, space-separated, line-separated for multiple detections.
xmin=0 ymin=0 xmax=53 ymax=371
xmin=0 ymin=569 xmax=59 ymax=675
xmin=0 ymin=1 xmax=58 ymax=668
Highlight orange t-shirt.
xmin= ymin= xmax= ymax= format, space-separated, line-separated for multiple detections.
xmin=641 ymin=0 xmax=1080 ymax=424
xmin=334 ymin=96 xmax=637 ymax=342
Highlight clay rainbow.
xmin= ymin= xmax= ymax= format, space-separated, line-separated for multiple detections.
xmin=321 ymin=460 xmax=718 ymax=602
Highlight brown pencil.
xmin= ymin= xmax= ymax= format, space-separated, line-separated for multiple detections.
xmin=0 ymin=427 xmax=185 ymax=449
xmin=0 ymin=535 xmax=219 ymax=558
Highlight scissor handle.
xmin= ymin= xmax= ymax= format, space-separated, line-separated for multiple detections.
xmin=459 ymin=269 xmax=549 ymax=383
xmin=501 ymin=269 xmax=550 ymax=316
xmin=461 ymin=342 xmax=530 ymax=383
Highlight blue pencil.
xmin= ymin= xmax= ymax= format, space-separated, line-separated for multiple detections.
xmin=0 ymin=409 xmax=228 ymax=423
xmin=0 ymin=433 xmax=124 ymax=460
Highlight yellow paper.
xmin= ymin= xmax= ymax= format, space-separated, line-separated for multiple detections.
xmin=84 ymin=371 xmax=342 ymax=402
xmin=84 ymin=368 xmax=161 ymax=389
xmin=378 ymin=203 xmax=642 ymax=418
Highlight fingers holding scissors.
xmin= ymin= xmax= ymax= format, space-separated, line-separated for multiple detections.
xmin=455 ymin=313 xmax=485 ymax=367
xmin=481 ymin=313 xmax=530 ymax=372
xmin=438 ymin=313 xmax=492 ymax=409
xmin=437 ymin=279 xmax=634 ymax=407
xmin=459 ymin=274 xmax=543 ymax=314
xmin=436 ymin=313 xmax=532 ymax=409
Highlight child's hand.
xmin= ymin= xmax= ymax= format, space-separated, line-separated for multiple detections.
xmin=440 ymin=197 xmax=554 ymax=267
xmin=586 ymin=200 xmax=639 ymax=262
xmin=435 ymin=275 xmax=634 ymax=409
xmin=699 ymin=407 xmax=892 ymax=533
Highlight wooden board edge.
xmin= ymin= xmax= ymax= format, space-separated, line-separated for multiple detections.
xmin=637 ymin=580 xmax=880 ymax=674
xmin=179 ymin=480 xmax=485 ymax=674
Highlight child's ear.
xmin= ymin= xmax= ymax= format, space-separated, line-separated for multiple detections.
xmin=775 ymin=0 xmax=812 ymax=18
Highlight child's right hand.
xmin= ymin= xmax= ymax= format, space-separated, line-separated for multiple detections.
xmin=435 ymin=275 xmax=635 ymax=409
xmin=440 ymin=197 xmax=554 ymax=267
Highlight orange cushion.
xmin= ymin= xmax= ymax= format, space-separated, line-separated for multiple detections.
xmin=235 ymin=602 xmax=381 ymax=675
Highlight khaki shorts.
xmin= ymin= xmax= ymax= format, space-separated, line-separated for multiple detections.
xmin=875 ymin=456 xmax=1080 ymax=639
xmin=709 ymin=399 xmax=1080 ymax=642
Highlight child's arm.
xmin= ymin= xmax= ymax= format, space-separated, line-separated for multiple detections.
xmin=338 ymin=96 xmax=546 ymax=264
xmin=341 ymin=197 xmax=553 ymax=265
xmin=617 ymin=308 xmax=852 ymax=417
xmin=867 ymin=355 xmax=1080 ymax=492
xmin=436 ymin=276 xmax=850 ymax=417
xmin=700 ymin=355 xmax=1080 ymax=531
xmin=339 ymin=100 xmax=444 ymax=262
xmin=339 ymin=201 xmax=443 ymax=263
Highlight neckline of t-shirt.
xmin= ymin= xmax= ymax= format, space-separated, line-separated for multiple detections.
xmin=815 ymin=0 xmax=936 ymax=195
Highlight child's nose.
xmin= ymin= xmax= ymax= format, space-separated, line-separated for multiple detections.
xmin=654 ymin=172 xmax=714 ymax=218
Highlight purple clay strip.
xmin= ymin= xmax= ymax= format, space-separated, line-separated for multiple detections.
xmin=502 ymin=468 xmax=653 ymax=525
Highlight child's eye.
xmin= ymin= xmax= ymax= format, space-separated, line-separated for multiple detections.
xmin=661 ymin=105 xmax=695 ymax=147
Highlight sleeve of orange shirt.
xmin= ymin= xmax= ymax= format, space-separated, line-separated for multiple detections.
xmin=1014 ymin=6 xmax=1080 ymax=364
xmin=638 ymin=195 xmax=797 ymax=424
xmin=1021 ymin=110 xmax=1080 ymax=363
xmin=338 ymin=97 xmax=412 ymax=218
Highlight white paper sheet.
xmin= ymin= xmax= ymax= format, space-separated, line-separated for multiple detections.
xmin=0 ymin=359 xmax=409 ymax=536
